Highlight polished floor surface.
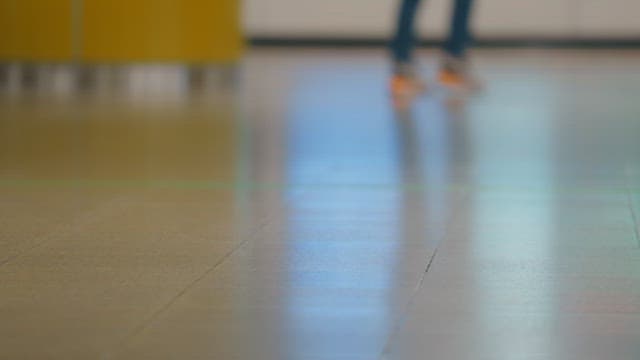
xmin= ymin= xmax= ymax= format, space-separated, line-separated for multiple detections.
xmin=1 ymin=49 xmax=640 ymax=359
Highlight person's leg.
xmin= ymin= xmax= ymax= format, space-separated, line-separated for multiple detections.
xmin=390 ymin=0 xmax=427 ymax=100
xmin=391 ymin=0 xmax=424 ymax=77
xmin=443 ymin=0 xmax=474 ymax=59
xmin=440 ymin=0 xmax=479 ymax=88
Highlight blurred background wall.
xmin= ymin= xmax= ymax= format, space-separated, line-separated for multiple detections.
xmin=0 ymin=0 xmax=242 ymax=62
xmin=244 ymin=0 xmax=640 ymax=39
xmin=83 ymin=0 xmax=241 ymax=62
xmin=1 ymin=0 xmax=639 ymax=63
xmin=0 ymin=0 xmax=75 ymax=61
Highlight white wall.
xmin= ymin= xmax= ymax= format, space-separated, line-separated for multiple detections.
xmin=244 ymin=0 xmax=640 ymax=38
xmin=577 ymin=0 xmax=640 ymax=36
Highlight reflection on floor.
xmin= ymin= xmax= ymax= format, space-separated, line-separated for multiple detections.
xmin=1 ymin=49 xmax=640 ymax=359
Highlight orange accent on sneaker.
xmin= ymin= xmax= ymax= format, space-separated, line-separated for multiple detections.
xmin=438 ymin=69 xmax=482 ymax=92
xmin=390 ymin=76 xmax=427 ymax=98
xmin=438 ymin=69 xmax=466 ymax=87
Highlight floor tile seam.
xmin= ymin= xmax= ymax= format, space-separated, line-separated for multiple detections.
xmin=105 ymin=216 xmax=272 ymax=359
xmin=377 ymin=248 xmax=440 ymax=360
xmin=1 ymin=180 xmax=638 ymax=194
xmin=376 ymin=190 xmax=471 ymax=359
xmin=625 ymin=187 xmax=640 ymax=248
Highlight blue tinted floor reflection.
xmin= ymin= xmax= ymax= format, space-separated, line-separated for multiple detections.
xmin=2 ymin=50 xmax=640 ymax=360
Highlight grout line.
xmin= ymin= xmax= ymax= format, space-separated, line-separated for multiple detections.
xmin=379 ymin=247 xmax=440 ymax=360
xmin=626 ymin=189 xmax=640 ymax=248
xmin=105 ymin=219 xmax=270 ymax=359
xmin=414 ymin=247 xmax=441 ymax=293
xmin=1 ymin=179 xmax=639 ymax=194
xmin=378 ymin=188 xmax=469 ymax=359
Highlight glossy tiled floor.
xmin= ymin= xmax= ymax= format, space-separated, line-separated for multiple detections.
xmin=1 ymin=49 xmax=640 ymax=359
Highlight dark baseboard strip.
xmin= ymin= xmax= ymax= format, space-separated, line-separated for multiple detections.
xmin=249 ymin=37 xmax=640 ymax=49
xmin=251 ymin=38 xmax=389 ymax=47
xmin=475 ymin=38 xmax=640 ymax=48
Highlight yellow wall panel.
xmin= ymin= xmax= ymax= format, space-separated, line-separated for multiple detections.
xmin=82 ymin=0 xmax=243 ymax=62
xmin=0 ymin=0 xmax=74 ymax=60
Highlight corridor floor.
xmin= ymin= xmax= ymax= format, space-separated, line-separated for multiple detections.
xmin=1 ymin=49 xmax=640 ymax=359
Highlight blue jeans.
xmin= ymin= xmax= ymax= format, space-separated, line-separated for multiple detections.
xmin=391 ymin=0 xmax=474 ymax=65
